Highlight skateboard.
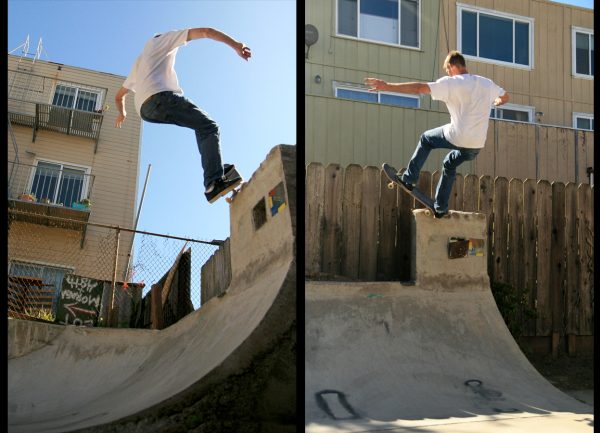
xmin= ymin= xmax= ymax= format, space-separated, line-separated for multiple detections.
xmin=222 ymin=164 xmax=243 ymax=204
xmin=382 ymin=163 xmax=436 ymax=215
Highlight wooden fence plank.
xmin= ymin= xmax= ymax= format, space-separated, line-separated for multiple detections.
xmin=536 ymin=180 xmax=553 ymax=336
xmin=479 ymin=175 xmax=494 ymax=278
xmin=577 ymin=184 xmax=594 ymax=335
xmin=462 ymin=174 xmax=479 ymax=212
xmin=451 ymin=174 xmax=464 ymax=211
xmin=397 ymin=178 xmax=414 ymax=282
xmin=416 ymin=171 xmax=433 ymax=210
xmin=550 ymin=182 xmax=566 ymax=337
xmin=492 ymin=177 xmax=509 ymax=285
xmin=321 ymin=164 xmax=344 ymax=276
xmin=522 ymin=179 xmax=538 ymax=336
xmin=305 ymin=163 xmax=325 ymax=277
xmin=564 ymin=183 xmax=578 ymax=335
xmin=341 ymin=165 xmax=363 ymax=279
xmin=508 ymin=178 xmax=524 ymax=309
xmin=377 ymin=169 xmax=399 ymax=280
xmin=359 ymin=166 xmax=380 ymax=280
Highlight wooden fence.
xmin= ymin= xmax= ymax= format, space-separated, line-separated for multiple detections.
xmin=201 ymin=238 xmax=232 ymax=305
xmin=305 ymin=163 xmax=594 ymax=340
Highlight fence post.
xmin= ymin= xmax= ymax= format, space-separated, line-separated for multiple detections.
xmin=108 ymin=227 xmax=121 ymax=327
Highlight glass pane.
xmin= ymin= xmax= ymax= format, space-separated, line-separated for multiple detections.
xmin=515 ymin=22 xmax=529 ymax=65
xmin=337 ymin=88 xmax=378 ymax=103
xmin=501 ymin=109 xmax=529 ymax=122
xmin=52 ymin=85 xmax=76 ymax=108
xmin=479 ymin=14 xmax=513 ymax=63
xmin=380 ymin=93 xmax=418 ymax=107
xmin=577 ymin=117 xmax=591 ymax=130
xmin=360 ymin=0 xmax=399 ymax=44
xmin=576 ymin=32 xmax=590 ymax=75
xmin=31 ymin=162 xmax=60 ymax=202
xmin=462 ymin=11 xmax=477 ymax=56
xmin=58 ymin=168 xmax=85 ymax=207
xmin=400 ymin=0 xmax=418 ymax=47
xmin=591 ymin=35 xmax=594 ymax=76
xmin=76 ymin=90 xmax=98 ymax=112
xmin=338 ymin=0 xmax=358 ymax=36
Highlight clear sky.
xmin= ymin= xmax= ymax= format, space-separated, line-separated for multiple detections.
xmin=8 ymin=0 xmax=297 ymax=244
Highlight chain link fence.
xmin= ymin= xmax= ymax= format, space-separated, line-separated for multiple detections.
xmin=8 ymin=208 xmax=223 ymax=328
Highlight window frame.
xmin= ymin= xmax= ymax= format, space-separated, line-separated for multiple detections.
xmin=572 ymin=26 xmax=594 ymax=79
xmin=573 ymin=112 xmax=594 ymax=131
xmin=51 ymin=82 xmax=103 ymax=112
xmin=457 ymin=3 xmax=535 ymax=70
xmin=490 ymin=103 xmax=535 ymax=124
xmin=335 ymin=0 xmax=422 ymax=50
xmin=333 ymin=81 xmax=420 ymax=108
xmin=27 ymin=158 xmax=92 ymax=207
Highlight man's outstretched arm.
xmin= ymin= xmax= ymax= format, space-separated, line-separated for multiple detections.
xmin=364 ymin=78 xmax=431 ymax=94
xmin=187 ymin=28 xmax=251 ymax=61
xmin=114 ymin=86 xmax=129 ymax=128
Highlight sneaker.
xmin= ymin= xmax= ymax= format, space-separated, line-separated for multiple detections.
xmin=397 ymin=174 xmax=414 ymax=191
xmin=205 ymin=164 xmax=236 ymax=194
xmin=205 ymin=176 xmax=242 ymax=203
xmin=434 ymin=210 xmax=447 ymax=219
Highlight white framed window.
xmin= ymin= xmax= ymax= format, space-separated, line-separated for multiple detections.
xmin=337 ymin=0 xmax=421 ymax=49
xmin=573 ymin=112 xmax=594 ymax=131
xmin=52 ymin=83 xmax=103 ymax=112
xmin=333 ymin=81 xmax=420 ymax=108
xmin=457 ymin=3 xmax=534 ymax=70
xmin=490 ymin=103 xmax=535 ymax=123
xmin=572 ymin=27 xmax=594 ymax=79
xmin=27 ymin=159 xmax=92 ymax=208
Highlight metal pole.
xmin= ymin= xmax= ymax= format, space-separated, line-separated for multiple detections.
xmin=123 ymin=164 xmax=152 ymax=281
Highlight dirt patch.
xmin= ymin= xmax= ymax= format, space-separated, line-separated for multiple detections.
xmin=520 ymin=348 xmax=593 ymax=391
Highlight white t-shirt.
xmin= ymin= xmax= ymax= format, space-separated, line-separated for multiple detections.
xmin=123 ymin=29 xmax=189 ymax=115
xmin=428 ymin=74 xmax=505 ymax=149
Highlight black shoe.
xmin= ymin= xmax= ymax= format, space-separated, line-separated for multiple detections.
xmin=434 ymin=210 xmax=447 ymax=219
xmin=397 ymin=173 xmax=414 ymax=191
xmin=205 ymin=175 xmax=242 ymax=203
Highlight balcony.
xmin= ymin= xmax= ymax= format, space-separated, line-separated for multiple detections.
xmin=8 ymin=161 xmax=95 ymax=247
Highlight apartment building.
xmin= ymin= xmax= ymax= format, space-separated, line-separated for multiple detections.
xmin=7 ymin=53 xmax=142 ymax=318
xmin=305 ymin=0 xmax=593 ymax=182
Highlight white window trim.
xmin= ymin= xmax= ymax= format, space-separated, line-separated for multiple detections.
xmin=573 ymin=112 xmax=594 ymax=130
xmin=27 ymin=158 xmax=92 ymax=205
xmin=572 ymin=26 xmax=594 ymax=80
xmin=491 ymin=103 xmax=535 ymax=123
xmin=9 ymin=259 xmax=75 ymax=275
xmin=457 ymin=3 xmax=535 ymax=71
xmin=335 ymin=0 xmax=422 ymax=50
xmin=51 ymin=82 xmax=104 ymax=111
xmin=333 ymin=81 xmax=420 ymax=108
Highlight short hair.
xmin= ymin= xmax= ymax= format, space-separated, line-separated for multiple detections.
xmin=443 ymin=51 xmax=466 ymax=69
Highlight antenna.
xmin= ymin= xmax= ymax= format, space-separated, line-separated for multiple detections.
xmin=305 ymin=24 xmax=319 ymax=59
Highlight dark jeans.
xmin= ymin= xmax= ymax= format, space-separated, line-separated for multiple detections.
xmin=140 ymin=91 xmax=223 ymax=188
xmin=401 ymin=126 xmax=480 ymax=213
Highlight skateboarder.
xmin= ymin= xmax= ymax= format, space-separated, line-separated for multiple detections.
xmin=114 ymin=28 xmax=251 ymax=203
xmin=365 ymin=51 xmax=509 ymax=218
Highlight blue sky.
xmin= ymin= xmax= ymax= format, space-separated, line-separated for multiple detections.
xmin=8 ymin=0 xmax=297 ymax=244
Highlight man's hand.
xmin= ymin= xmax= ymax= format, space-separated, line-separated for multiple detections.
xmin=236 ymin=43 xmax=251 ymax=61
xmin=364 ymin=77 xmax=387 ymax=91
xmin=115 ymin=112 xmax=126 ymax=128
xmin=494 ymin=92 xmax=510 ymax=106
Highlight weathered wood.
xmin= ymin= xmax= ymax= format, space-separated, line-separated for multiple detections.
xmin=479 ymin=175 xmax=494 ymax=277
xmin=161 ymin=243 xmax=189 ymax=305
xmin=151 ymin=283 xmax=164 ymax=330
xmin=462 ymin=174 xmax=479 ymax=212
xmin=397 ymin=177 xmax=414 ymax=281
xmin=305 ymin=163 xmax=325 ymax=276
xmin=564 ymin=183 xmax=578 ymax=335
xmin=577 ymin=184 xmax=594 ymax=335
xmin=321 ymin=164 xmax=344 ymax=276
xmin=522 ymin=179 xmax=538 ymax=336
xmin=359 ymin=166 xmax=380 ymax=280
xmin=492 ymin=177 xmax=509 ymax=285
xmin=535 ymin=180 xmax=553 ymax=336
xmin=451 ymin=173 xmax=464 ymax=211
xmin=416 ymin=171 xmax=433 ymax=209
xmin=341 ymin=165 xmax=363 ymax=279
xmin=549 ymin=182 xmax=566 ymax=335
xmin=507 ymin=179 xmax=524 ymax=322
xmin=377 ymin=169 xmax=399 ymax=280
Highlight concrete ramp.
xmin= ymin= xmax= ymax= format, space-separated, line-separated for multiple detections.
xmin=305 ymin=210 xmax=593 ymax=432
xmin=8 ymin=145 xmax=296 ymax=433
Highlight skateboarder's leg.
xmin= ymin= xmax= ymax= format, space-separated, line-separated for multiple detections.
xmin=402 ymin=126 xmax=453 ymax=186
xmin=434 ymin=148 xmax=479 ymax=213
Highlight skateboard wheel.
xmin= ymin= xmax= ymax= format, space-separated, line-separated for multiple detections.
xmin=387 ymin=182 xmax=395 ymax=190
xmin=424 ymin=209 xmax=431 ymax=216
xmin=225 ymin=197 xmax=233 ymax=204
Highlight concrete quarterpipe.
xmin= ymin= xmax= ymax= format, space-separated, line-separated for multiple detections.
xmin=306 ymin=210 xmax=593 ymax=432
xmin=8 ymin=145 xmax=296 ymax=433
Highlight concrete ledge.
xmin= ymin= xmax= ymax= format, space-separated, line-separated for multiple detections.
xmin=412 ymin=209 xmax=489 ymax=290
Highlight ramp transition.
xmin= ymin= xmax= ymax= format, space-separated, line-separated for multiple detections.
xmin=305 ymin=210 xmax=593 ymax=432
xmin=8 ymin=145 xmax=296 ymax=433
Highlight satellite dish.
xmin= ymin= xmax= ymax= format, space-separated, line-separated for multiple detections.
xmin=305 ymin=24 xmax=319 ymax=59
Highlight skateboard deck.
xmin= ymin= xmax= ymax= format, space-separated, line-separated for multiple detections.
xmin=382 ymin=163 xmax=436 ymax=214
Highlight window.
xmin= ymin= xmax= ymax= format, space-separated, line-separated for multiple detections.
xmin=28 ymin=160 xmax=91 ymax=207
xmin=337 ymin=0 xmax=420 ymax=48
xmin=52 ymin=84 xmax=101 ymax=112
xmin=572 ymin=27 xmax=594 ymax=78
xmin=490 ymin=104 xmax=534 ymax=123
xmin=334 ymin=82 xmax=420 ymax=108
xmin=458 ymin=4 xmax=534 ymax=69
xmin=573 ymin=113 xmax=594 ymax=131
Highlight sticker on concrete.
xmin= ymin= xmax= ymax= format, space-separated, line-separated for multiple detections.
xmin=268 ymin=182 xmax=286 ymax=216
xmin=468 ymin=239 xmax=485 ymax=256
xmin=449 ymin=238 xmax=485 ymax=259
